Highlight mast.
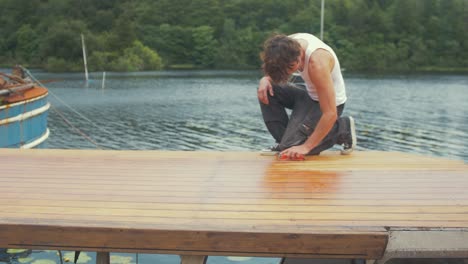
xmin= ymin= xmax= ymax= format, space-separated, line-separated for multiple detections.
xmin=320 ymin=0 xmax=325 ymax=40
xmin=81 ymin=33 xmax=89 ymax=83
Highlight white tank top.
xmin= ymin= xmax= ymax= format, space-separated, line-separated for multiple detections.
xmin=291 ymin=33 xmax=347 ymax=105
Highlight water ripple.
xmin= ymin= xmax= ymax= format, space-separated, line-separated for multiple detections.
xmin=43 ymin=71 xmax=467 ymax=162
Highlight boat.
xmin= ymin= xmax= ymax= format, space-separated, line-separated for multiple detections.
xmin=0 ymin=66 xmax=50 ymax=148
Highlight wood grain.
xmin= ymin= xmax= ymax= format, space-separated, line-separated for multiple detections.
xmin=0 ymin=149 xmax=466 ymax=258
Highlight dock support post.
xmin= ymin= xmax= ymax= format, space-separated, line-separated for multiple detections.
xmin=180 ymin=255 xmax=208 ymax=264
xmin=375 ymin=230 xmax=468 ymax=264
xmin=96 ymin=252 xmax=110 ymax=264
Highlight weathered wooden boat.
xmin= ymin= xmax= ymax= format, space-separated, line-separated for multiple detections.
xmin=0 ymin=67 xmax=49 ymax=148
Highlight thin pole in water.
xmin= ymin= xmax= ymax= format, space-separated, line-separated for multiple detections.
xmin=320 ymin=0 xmax=325 ymax=40
xmin=101 ymin=72 xmax=106 ymax=90
xmin=81 ymin=33 xmax=89 ymax=84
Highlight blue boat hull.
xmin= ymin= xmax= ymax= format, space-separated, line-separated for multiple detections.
xmin=0 ymin=91 xmax=49 ymax=148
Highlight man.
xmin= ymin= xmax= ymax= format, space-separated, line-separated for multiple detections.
xmin=258 ymin=33 xmax=356 ymax=159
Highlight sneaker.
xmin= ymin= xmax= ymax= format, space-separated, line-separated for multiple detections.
xmin=341 ymin=116 xmax=356 ymax=155
xmin=260 ymin=143 xmax=281 ymax=156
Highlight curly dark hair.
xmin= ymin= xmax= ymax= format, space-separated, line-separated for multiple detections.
xmin=260 ymin=34 xmax=301 ymax=84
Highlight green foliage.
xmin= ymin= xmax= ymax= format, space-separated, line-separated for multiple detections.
xmin=214 ymin=19 xmax=266 ymax=68
xmin=89 ymin=41 xmax=163 ymax=72
xmin=15 ymin=24 xmax=40 ymax=63
xmin=139 ymin=24 xmax=192 ymax=66
xmin=39 ymin=20 xmax=86 ymax=61
xmin=121 ymin=40 xmax=163 ymax=71
xmin=192 ymin=26 xmax=218 ymax=67
xmin=45 ymin=57 xmax=80 ymax=72
xmin=88 ymin=51 xmax=116 ymax=71
xmin=1 ymin=0 xmax=466 ymax=72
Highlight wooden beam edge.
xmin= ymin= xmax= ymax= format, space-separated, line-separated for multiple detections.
xmin=0 ymin=224 xmax=388 ymax=259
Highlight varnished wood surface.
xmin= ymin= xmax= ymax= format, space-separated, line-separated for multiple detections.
xmin=0 ymin=149 xmax=466 ymax=258
xmin=2 ymin=86 xmax=47 ymax=104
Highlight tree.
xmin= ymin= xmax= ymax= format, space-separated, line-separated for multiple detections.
xmin=192 ymin=26 xmax=218 ymax=67
xmin=15 ymin=24 xmax=40 ymax=63
xmin=40 ymin=20 xmax=86 ymax=62
xmin=0 ymin=0 xmax=466 ymax=72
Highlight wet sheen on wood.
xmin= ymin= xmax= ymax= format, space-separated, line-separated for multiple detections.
xmin=0 ymin=149 xmax=466 ymax=259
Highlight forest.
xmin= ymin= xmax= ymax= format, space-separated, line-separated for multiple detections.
xmin=0 ymin=0 xmax=467 ymax=72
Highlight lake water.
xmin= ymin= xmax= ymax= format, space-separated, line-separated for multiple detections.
xmin=39 ymin=70 xmax=468 ymax=162
xmin=1 ymin=70 xmax=467 ymax=264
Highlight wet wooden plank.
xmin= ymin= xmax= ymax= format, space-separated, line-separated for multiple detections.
xmin=0 ymin=149 xmax=466 ymax=258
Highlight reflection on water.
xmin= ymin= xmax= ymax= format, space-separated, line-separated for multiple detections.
xmin=34 ymin=70 xmax=467 ymax=162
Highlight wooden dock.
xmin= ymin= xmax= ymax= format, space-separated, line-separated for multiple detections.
xmin=0 ymin=149 xmax=467 ymax=264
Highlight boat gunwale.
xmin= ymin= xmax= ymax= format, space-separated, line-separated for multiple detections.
xmin=0 ymin=91 xmax=48 ymax=110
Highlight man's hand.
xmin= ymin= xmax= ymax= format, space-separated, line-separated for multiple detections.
xmin=280 ymin=144 xmax=310 ymax=160
xmin=257 ymin=76 xmax=274 ymax=105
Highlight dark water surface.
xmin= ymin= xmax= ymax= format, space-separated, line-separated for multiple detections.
xmin=2 ymin=70 xmax=467 ymax=264
xmin=39 ymin=70 xmax=468 ymax=162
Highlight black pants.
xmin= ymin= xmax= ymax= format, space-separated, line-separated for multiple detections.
xmin=259 ymin=83 xmax=349 ymax=155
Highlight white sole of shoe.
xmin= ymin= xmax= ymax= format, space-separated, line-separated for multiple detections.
xmin=341 ymin=116 xmax=356 ymax=155
xmin=260 ymin=150 xmax=280 ymax=156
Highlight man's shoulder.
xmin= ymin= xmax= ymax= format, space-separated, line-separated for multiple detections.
xmin=289 ymin=33 xmax=317 ymax=39
xmin=310 ymin=49 xmax=333 ymax=62
xmin=308 ymin=49 xmax=335 ymax=73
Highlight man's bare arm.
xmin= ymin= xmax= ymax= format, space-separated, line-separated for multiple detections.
xmin=280 ymin=49 xmax=336 ymax=158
